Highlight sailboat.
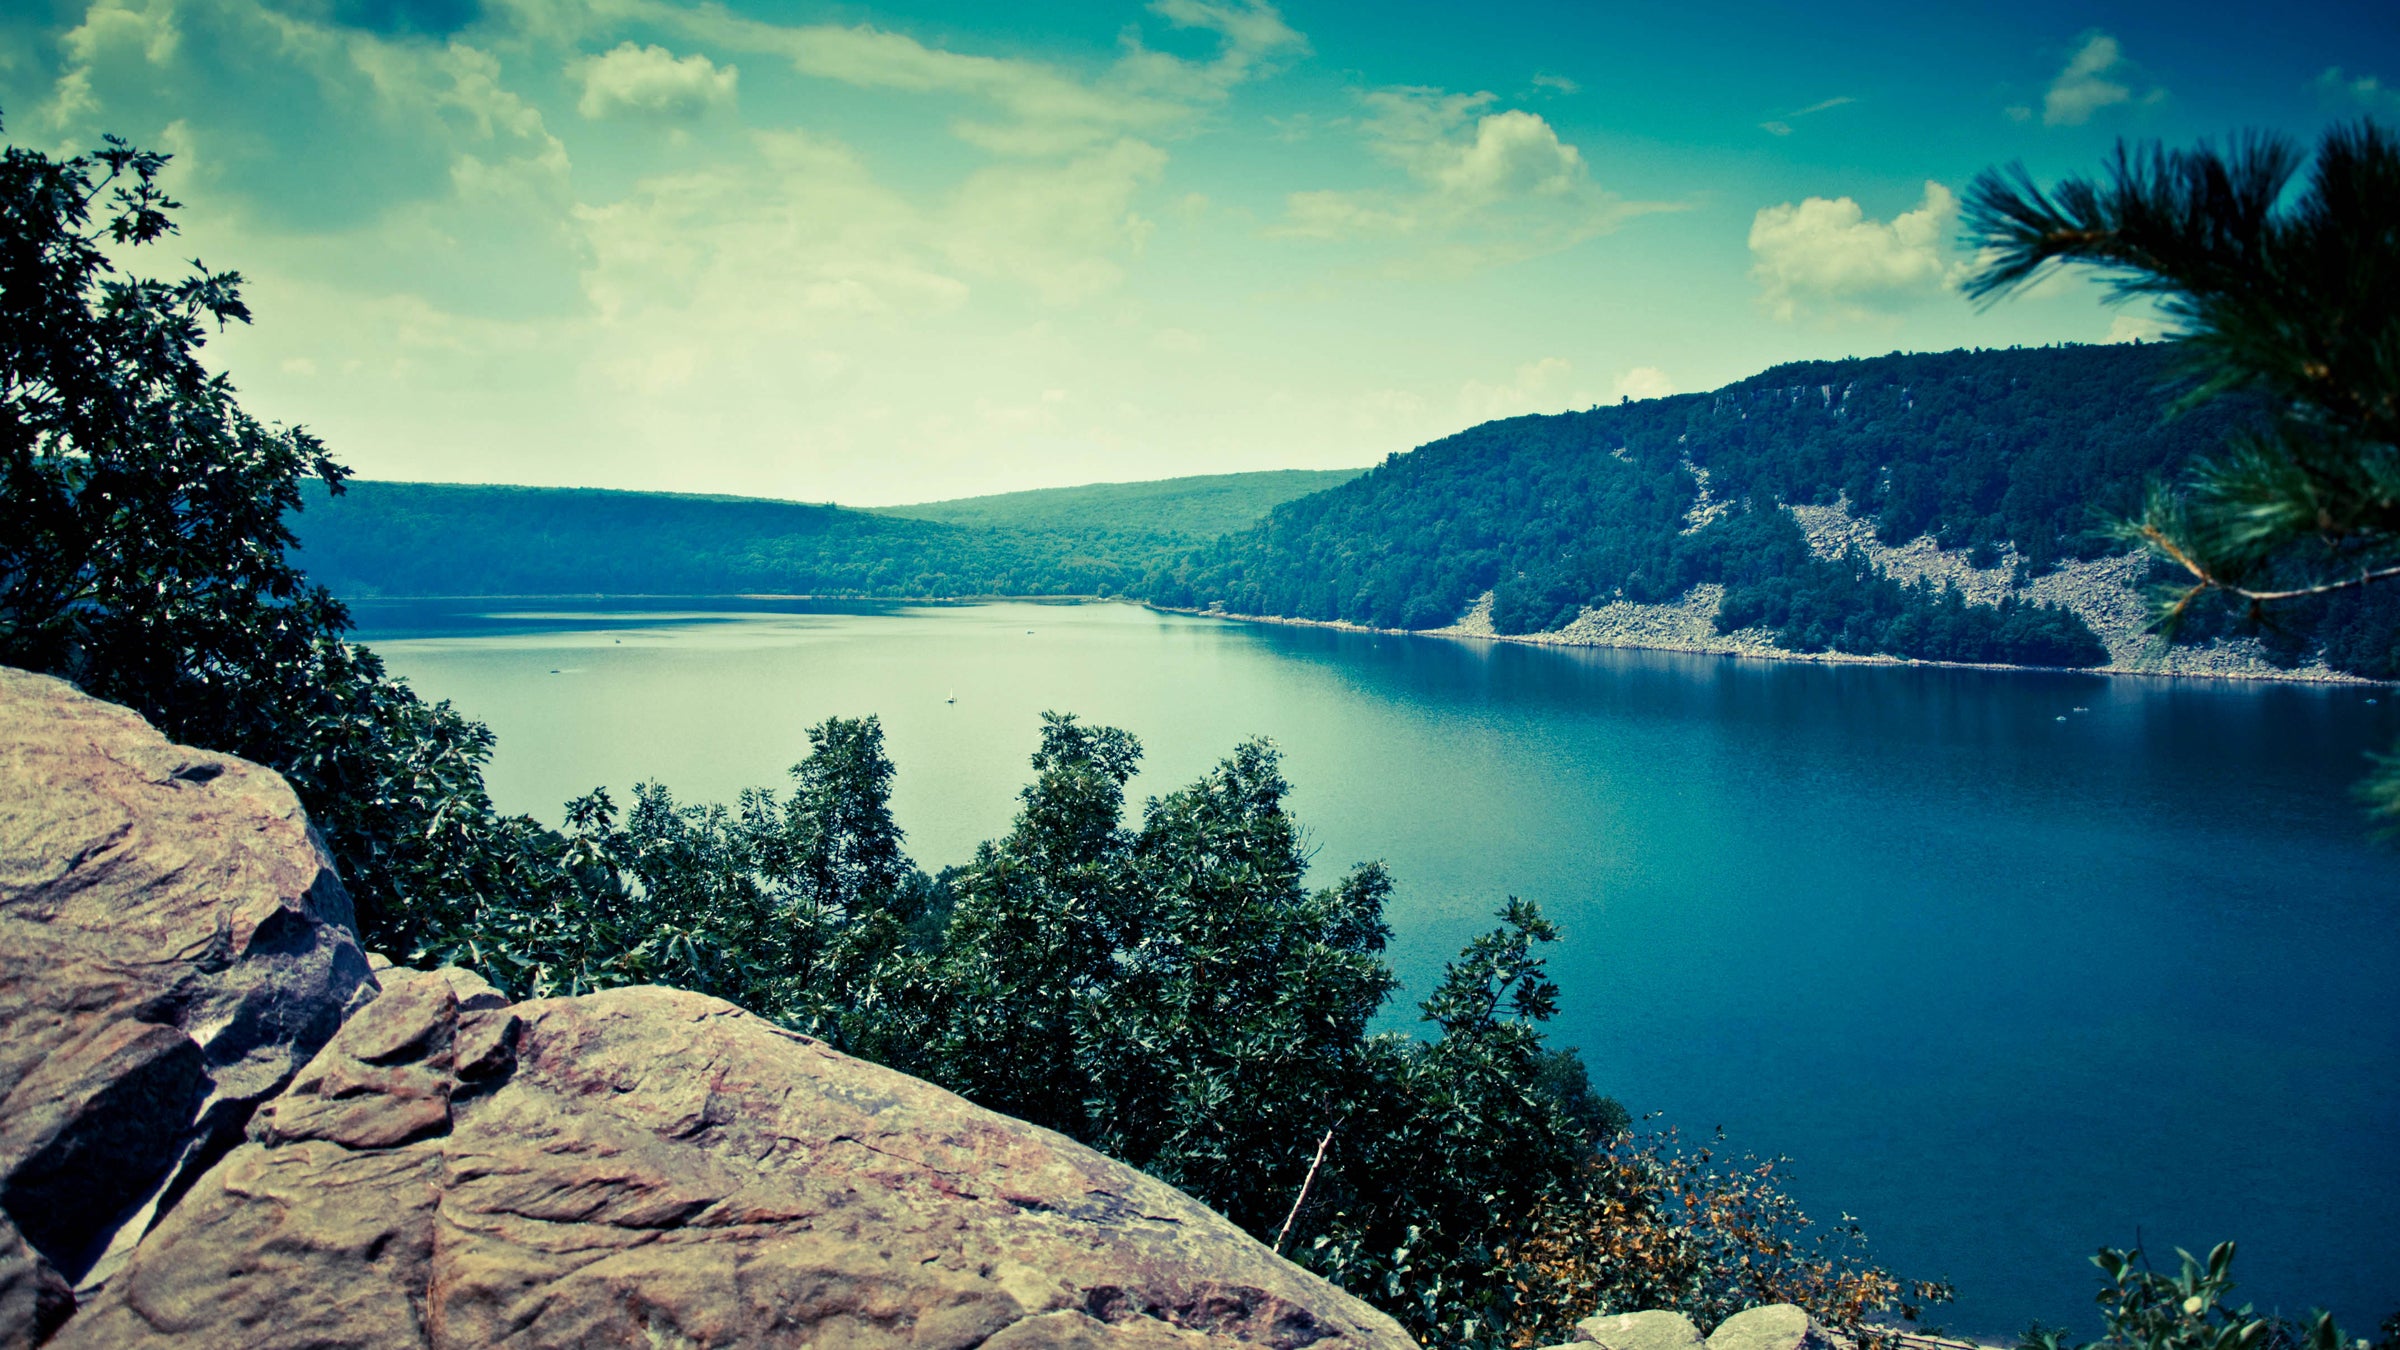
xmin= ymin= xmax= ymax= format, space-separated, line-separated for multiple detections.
xmin=945 ymin=690 xmax=955 ymax=704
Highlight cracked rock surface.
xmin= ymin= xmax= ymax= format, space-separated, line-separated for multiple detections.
xmin=59 ymin=971 xmax=1415 ymax=1349
xmin=0 ymin=666 xmax=375 ymax=1303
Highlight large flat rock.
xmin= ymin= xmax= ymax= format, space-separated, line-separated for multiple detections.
xmin=60 ymin=975 xmax=1415 ymax=1349
xmin=0 ymin=666 xmax=374 ymax=1298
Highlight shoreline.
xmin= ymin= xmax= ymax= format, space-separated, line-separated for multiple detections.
xmin=340 ymin=590 xmax=2381 ymax=687
xmin=1152 ymin=602 xmax=2385 ymax=688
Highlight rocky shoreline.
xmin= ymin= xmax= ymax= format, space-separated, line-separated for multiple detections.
xmin=1160 ymin=499 xmax=2378 ymax=687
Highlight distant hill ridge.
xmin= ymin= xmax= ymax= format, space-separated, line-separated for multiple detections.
xmin=871 ymin=468 xmax=1363 ymax=539
xmin=1151 ymin=343 xmax=2396 ymax=679
xmin=293 ymin=469 xmax=1357 ymax=600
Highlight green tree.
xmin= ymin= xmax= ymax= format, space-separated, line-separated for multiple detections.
xmin=1085 ymin=741 xmax=1399 ymax=1232
xmin=930 ymin=712 xmax=1146 ymax=1130
xmin=0 ymin=117 xmax=566 ymax=960
xmin=1299 ymin=900 xmax=1602 ymax=1345
xmin=541 ymin=716 xmax=935 ymax=1052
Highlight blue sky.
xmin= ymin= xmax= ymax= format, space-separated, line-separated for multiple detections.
xmin=4 ymin=0 xmax=2394 ymax=502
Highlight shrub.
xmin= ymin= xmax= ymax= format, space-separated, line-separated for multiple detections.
xmin=2021 ymin=1244 xmax=2346 ymax=1350
xmin=1495 ymin=1122 xmax=1951 ymax=1348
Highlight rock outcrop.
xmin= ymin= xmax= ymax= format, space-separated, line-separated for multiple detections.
xmin=61 ymin=971 xmax=1414 ymax=1348
xmin=1576 ymin=1309 xmax=1706 ymax=1350
xmin=1543 ymin=1305 xmax=1836 ymax=1350
xmin=1 ymin=666 xmax=1413 ymax=1349
xmin=0 ymin=668 xmax=375 ymax=1296
xmin=1702 ymin=1305 xmax=1837 ymax=1350
xmin=0 ymin=1216 xmax=72 ymax=1350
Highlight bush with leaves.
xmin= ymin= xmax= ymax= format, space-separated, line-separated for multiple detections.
xmin=1495 ymin=1123 xmax=1952 ymax=1348
xmin=2021 ymin=1244 xmax=2349 ymax=1350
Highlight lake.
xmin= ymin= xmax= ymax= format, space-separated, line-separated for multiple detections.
xmin=354 ymin=596 xmax=2400 ymax=1337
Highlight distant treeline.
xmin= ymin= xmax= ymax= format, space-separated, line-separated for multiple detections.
xmin=865 ymin=467 xmax=1362 ymax=538
xmin=295 ymin=481 xmax=1184 ymax=599
xmin=1151 ymin=343 xmax=2400 ymax=673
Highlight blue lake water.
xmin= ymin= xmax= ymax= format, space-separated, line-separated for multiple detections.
xmin=353 ymin=597 xmax=2400 ymax=1336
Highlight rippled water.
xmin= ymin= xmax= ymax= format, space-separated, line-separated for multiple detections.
xmin=354 ymin=597 xmax=2400 ymax=1336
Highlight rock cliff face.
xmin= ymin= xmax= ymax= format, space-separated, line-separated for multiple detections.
xmin=0 ymin=667 xmax=1414 ymax=1350
xmin=0 ymin=666 xmax=376 ymax=1305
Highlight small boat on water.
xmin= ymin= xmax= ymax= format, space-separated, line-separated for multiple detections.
xmin=945 ymin=690 xmax=956 ymax=704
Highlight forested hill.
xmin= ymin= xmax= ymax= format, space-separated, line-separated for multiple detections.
xmin=290 ymin=471 xmax=1351 ymax=599
xmin=872 ymin=468 xmax=1363 ymax=538
xmin=294 ymin=482 xmax=1095 ymax=597
xmin=1151 ymin=343 xmax=2400 ymax=673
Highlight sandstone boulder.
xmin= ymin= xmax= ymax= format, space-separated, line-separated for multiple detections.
xmin=0 ymin=667 xmax=375 ymax=1296
xmin=60 ymin=972 xmax=1416 ymax=1349
xmin=1578 ymin=1309 xmax=1706 ymax=1350
xmin=1705 ymin=1305 xmax=1834 ymax=1350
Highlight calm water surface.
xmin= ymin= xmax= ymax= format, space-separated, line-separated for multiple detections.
xmin=355 ymin=597 xmax=2400 ymax=1335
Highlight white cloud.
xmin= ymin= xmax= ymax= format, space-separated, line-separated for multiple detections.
xmin=1147 ymin=0 xmax=1307 ymax=79
xmin=649 ymin=0 xmax=1301 ymax=157
xmin=2316 ymin=67 xmax=2400 ymax=114
xmin=2040 ymin=33 xmax=2162 ymax=127
xmin=574 ymin=129 xmax=964 ymax=327
xmin=942 ymin=139 xmax=1169 ymax=304
xmin=575 ymin=42 xmax=737 ymax=120
xmin=1459 ymin=356 xmax=1591 ymax=423
xmin=1272 ymin=86 xmax=1659 ymax=273
xmin=1614 ymin=366 xmax=1675 ymax=401
xmin=45 ymin=0 xmax=180 ymax=133
xmin=1748 ymin=181 xmax=1966 ymax=322
xmin=1760 ymin=95 xmax=1854 ymax=136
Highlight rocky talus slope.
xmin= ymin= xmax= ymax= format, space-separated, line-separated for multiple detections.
xmin=1783 ymin=501 xmax=2354 ymax=680
xmin=0 ymin=667 xmax=1414 ymax=1350
xmin=1421 ymin=502 xmax=2365 ymax=681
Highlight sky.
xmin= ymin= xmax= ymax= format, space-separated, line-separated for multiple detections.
xmin=4 ymin=0 xmax=2395 ymax=504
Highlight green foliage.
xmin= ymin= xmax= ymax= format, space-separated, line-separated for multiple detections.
xmin=0 ymin=119 xmax=565 ymax=961
xmin=1150 ymin=344 xmax=2265 ymax=669
xmin=1295 ymin=900 xmax=1605 ymax=1344
xmin=870 ymin=468 xmax=1366 ymax=539
xmin=466 ymin=717 xmax=937 ymax=1062
xmin=2020 ymin=1244 xmax=2347 ymax=1350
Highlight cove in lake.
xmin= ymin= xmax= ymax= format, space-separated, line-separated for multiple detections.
xmin=353 ymin=596 xmax=2400 ymax=1336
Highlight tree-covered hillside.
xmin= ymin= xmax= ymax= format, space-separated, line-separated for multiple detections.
xmin=1150 ymin=343 xmax=2315 ymax=669
xmin=293 ymin=480 xmax=1174 ymax=598
xmin=871 ymin=468 xmax=1364 ymax=539
xmin=293 ymin=471 xmax=1360 ymax=600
